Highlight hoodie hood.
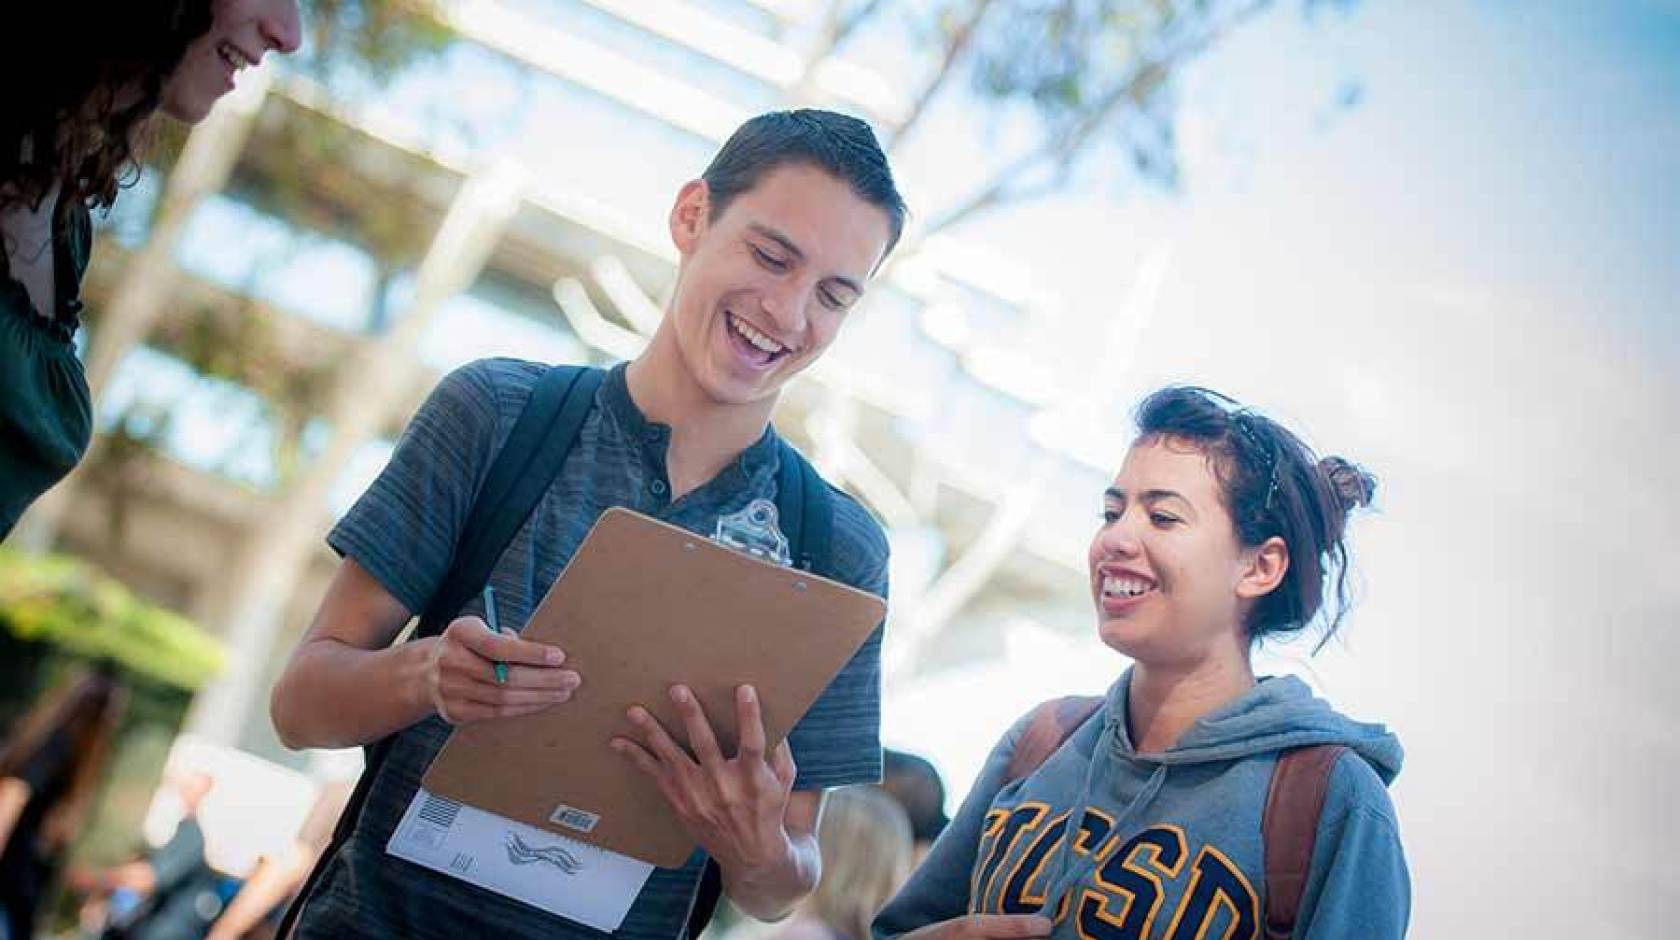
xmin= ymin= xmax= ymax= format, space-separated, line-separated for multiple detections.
xmin=1105 ymin=667 xmax=1404 ymax=784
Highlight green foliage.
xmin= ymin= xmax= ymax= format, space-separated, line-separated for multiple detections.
xmin=297 ymin=0 xmax=454 ymax=86
xmin=214 ymin=0 xmax=452 ymax=268
xmin=243 ymin=102 xmax=437 ymax=268
xmin=960 ymin=0 xmax=1247 ymax=189
xmin=0 ymin=550 xmax=226 ymax=692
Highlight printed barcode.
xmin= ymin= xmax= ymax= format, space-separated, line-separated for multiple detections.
xmin=550 ymin=804 xmax=600 ymax=832
xmin=419 ymin=794 xmax=462 ymax=830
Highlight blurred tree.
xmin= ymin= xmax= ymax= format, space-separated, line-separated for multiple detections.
xmin=15 ymin=0 xmax=450 ymax=548
xmin=0 ymin=551 xmax=225 ymax=695
xmin=173 ymin=2 xmax=449 ymax=481
xmin=298 ymin=0 xmax=454 ymax=82
xmin=809 ymin=0 xmax=1360 ymax=237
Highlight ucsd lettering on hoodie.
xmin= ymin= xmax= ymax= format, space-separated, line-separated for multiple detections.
xmin=874 ymin=669 xmax=1408 ymax=940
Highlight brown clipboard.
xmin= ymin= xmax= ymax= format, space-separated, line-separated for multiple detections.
xmin=420 ymin=506 xmax=886 ymax=868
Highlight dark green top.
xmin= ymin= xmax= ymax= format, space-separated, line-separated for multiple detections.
xmin=0 ymin=201 xmax=93 ymax=539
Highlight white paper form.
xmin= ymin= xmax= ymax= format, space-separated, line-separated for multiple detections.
xmin=386 ymin=788 xmax=654 ymax=931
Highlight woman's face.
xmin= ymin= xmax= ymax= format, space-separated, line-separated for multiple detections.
xmin=161 ymin=0 xmax=302 ymax=123
xmin=1088 ymin=436 xmax=1270 ymax=667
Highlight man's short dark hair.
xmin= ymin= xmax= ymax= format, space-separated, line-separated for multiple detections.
xmin=702 ymin=109 xmax=908 ymax=261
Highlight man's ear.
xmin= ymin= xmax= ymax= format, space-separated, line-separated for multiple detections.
xmin=1236 ymin=536 xmax=1289 ymax=601
xmin=670 ymin=179 xmax=711 ymax=254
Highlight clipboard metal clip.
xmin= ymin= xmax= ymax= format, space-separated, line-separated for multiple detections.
xmin=712 ymin=498 xmax=792 ymax=567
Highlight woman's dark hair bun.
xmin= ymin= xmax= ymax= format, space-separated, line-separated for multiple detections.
xmin=1318 ymin=456 xmax=1376 ymax=513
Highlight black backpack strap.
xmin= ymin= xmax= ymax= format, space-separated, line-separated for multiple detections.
xmin=683 ymin=439 xmax=834 ymax=938
xmin=416 ymin=365 xmax=603 ymax=637
xmin=279 ymin=364 xmax=602 ymax=938
xmin=776 ymin=438 xmax=832 ymax=574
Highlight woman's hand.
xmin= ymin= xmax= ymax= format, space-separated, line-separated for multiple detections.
xmin=902 ymin=915 xmax=1056 ymax=940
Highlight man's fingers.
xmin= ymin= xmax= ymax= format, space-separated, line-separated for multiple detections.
xmin=627 ymin=706 xmax=694 ymax=767
xmin=769 ymin=739 xmax=796 ymax=787
xmin=456 ymin=684 xmax=576 ymax=708
xmin=671 ymin=686 xmax=725 ymax=768
xmin=496 ymin=664 xmax=582 ymax=691
xmin=611 ymin=737 xmax=663 ymax=777
xmin=438 ymin=698 xmax=561 ymax=725
xmin=437 ymin=670 xmax=577 ymax=721
xmin=481 ymin=630 xmax=565 ymax=667
xmin=492 ymin=701 xmax=562 ymax=719
xmin=733 ymin=685 xmax=767 ymax=763
xmin=447 ymin=617 xmax=565 ymax=667
xmin=441 ymin=643 xmax=575 ymax=689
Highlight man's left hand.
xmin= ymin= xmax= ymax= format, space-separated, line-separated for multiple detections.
xmin=612 ymin=683 xmax=798 ymax=873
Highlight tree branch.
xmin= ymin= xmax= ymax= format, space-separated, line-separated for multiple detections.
xmin=917 ymin=0 xmax=1274 ymax=237
xmin=887 ymin=0 xmax=999 ymax=153
xmin=786 ymin=0 xmax=893 ymax=106
xmin=833 ymin=0 xmax=890 ymax=48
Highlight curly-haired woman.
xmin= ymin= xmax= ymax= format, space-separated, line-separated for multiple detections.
xmin=1 ymin=0 xmax=301 ymax=537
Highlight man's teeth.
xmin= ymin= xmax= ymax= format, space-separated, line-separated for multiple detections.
xmin=729 ymin=313 xmax=785 ymax=355
xmin=1103 ymin=576 xmax=1153 ymax=598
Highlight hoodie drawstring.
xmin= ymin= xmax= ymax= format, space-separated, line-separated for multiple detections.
xmin=1037 ymin=715 xmax=1171 ymax=923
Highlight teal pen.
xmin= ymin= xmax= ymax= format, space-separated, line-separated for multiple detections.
xmin=483 ymin=584 xmax=508 ymax=685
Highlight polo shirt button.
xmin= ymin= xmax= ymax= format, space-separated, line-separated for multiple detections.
xmin=649 ymin=479 xmax=668 ymax=496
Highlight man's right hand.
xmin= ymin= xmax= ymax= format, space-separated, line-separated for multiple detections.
xmin=902 ymin=915 xmax=1056 ymax=940
xmin=423 ymin=616 xmax=580 ymax=724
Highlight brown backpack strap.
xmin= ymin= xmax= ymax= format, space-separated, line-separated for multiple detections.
xmin=1004 ymin=695 xmax=1104 ymax=785
xmin=1262 ymin=744 xmax=1348 ymax=940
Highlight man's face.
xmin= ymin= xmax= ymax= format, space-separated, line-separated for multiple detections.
xmin=665 ymin=162 xmax=893 ymax=406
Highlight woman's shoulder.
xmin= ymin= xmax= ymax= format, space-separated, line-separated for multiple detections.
xmin=1323 ymin=747 xmax=1401 ymax=827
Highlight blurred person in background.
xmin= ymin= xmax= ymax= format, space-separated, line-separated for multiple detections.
xmin=876 ymin=750 xmax=948 ymax=865
xmin=0 ymin=0 xmax=302 ymax=539
xmin=875 ymin=386 xmax=1408 ymax=940
xmin=67 ymin=771 xmax=229 ymax=940
xmin=72 ymin=774 xmax=355 ymax=940
xmin=197 ymin=778 xmax=355 ymax=940
xmin=0 ymin=667 xmax=128 ymax=940
xmin=767 ymin=786 xmax=912 ymax=940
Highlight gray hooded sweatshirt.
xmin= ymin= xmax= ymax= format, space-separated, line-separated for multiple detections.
xmin=875 ymin=669 xmax=1408 ymax=939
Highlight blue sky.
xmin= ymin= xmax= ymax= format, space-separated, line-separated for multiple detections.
xmin=951 ymin=0 xmax=1679 ymax=373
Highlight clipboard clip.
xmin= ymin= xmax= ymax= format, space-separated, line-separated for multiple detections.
xmin=712 ymin=498 xmax=792 ymax=567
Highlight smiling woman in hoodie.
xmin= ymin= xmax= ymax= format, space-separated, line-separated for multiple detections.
xmin=875 ymin=386 xmax=1408 ymax=940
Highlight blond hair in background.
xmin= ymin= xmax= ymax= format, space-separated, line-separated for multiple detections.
xmin=801 ymin=785 xmax=913 ymax=940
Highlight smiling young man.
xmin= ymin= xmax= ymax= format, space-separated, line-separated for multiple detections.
xmin=269 ymin=110 xmax=906 ymax=938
